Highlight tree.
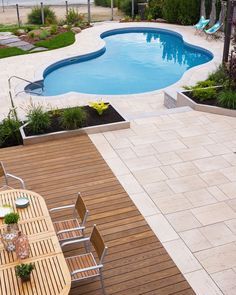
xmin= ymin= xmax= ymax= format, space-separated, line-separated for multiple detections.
xmin=201 ymin=0 xmax=206 ymax=17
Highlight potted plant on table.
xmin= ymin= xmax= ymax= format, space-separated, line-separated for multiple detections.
xmin=15 ymin=263 xmax=35 ymax=282
xmin=4 ymin=212 xmax=20 ymax=231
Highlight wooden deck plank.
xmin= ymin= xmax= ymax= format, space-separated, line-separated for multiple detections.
xmin=0 ymin=135 xmax=195 ymax=295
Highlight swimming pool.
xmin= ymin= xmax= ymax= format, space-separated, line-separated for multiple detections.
xmin=29 ymin=28 xmax=213 ymax=96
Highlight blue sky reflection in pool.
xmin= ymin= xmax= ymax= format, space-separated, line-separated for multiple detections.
xmin=41 ymin=29 xmax=213 ymax=96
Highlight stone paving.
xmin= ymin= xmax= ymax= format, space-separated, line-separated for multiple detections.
xmin=0 ymin=32 xmax=46 ymax=51
xmin=90 ymin=109 xmax=236 ymax=295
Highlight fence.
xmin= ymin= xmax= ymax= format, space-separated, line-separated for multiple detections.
xmin=0 ymin=0 xmax=123 ymax=25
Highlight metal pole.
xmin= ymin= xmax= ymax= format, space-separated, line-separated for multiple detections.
xmin=2 ymin=0 xmax=4 ymax=12
xmin=87 ymin=0 xmax=91 ymax=24
xmin=40 ymin=2 xmax=45 ymax=25
xmin=65 ymin=0 xmax=68 ymax=16
xmin=16 ymin=4 xmax=20 ymax=27
xmin=111 ymin=0 xmax=113 ymax=20
xmin=131 ymin=0 xmax=134 ymax=19
xmin=223 ymin=0 xmax=235 ymax=63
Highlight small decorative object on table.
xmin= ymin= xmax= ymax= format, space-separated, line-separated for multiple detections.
xmin=0 ymin=204 xmax=13 ymax=218
xmin=15 ymin=197 xmax=29 ymax=209
xmin=4 ymin=212 xmax=20 ymax=231
xmin=1 ymin=212 xmax=20 ymax=252
xmin=15 ymin=263 xmax=35 ymax=282
xmin=1 ymin=227 xmax=18 ymax=252
xmin=15 ymin=231 xmax=30 ymax=259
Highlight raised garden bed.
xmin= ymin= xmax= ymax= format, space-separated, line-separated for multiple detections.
xmin=20 ymin=105 xmax=130 ymax=145
xmin=177 ymin=89 xmax=236 ymax=117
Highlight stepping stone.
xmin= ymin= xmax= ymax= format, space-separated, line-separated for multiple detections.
xmin=0 ymin=38 xmax=20 ymax=45
xmin=30 ymin=47 xmax=48 ymax=52
xmin=17 ymin=43 xmax=35 ymax=51
xmin=7 ymin=41 xmax=31 ymax=47
xmin=0 ymin=32 xmax=12 ymax=37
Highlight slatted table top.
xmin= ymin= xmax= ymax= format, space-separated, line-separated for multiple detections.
xmin=0 ymin=189 xmax=71 ymax=295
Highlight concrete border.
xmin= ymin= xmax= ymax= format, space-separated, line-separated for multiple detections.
xmin=177 ymin=90 xmax=236 ymax=117
xmin=20 ymin=120 xmax=130 ymax=145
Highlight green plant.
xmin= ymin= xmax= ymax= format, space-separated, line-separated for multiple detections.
xmin=28 ymin=31 xmax=35 ymax=39
xmin=146 ymin=0 xmax=163 ymax=20
xmin=162 ymin=0 xmax=200 ymax=25
xmin=26 ymin=103 xmax=50 ymax=134
xmin=27 ymin=6 xmax=57 ymax=25
xmin=217 ymin=90 xmax=236 ymax=109
xmin=50 ymin=24 xmax=58 ymax=35
xmin=39 ymin=30 xmax=50 ymax=40
xmin=192 ymin=87 xmax=217 ymax=102
xmin=207 ymin=65 xmax=229 ymax=85
xmin=0 ymin=110 xmax=22 ymax=148
xmin=61 ymin=107 xmax=86 ymax=129
xmin=66 ymin=8 xmax=84 ymax=25
xmin=35 ymin=31 xmax=75 ymax=49
xmin=89 ymin=101 xmax=109 ymax=115
xmin=15 ymin=263 xmax=35 ymax=280
xmin=4 ymin=212 xmax=20 ymax=224
xmin=135 ymin=15 xmax=141 ymax=21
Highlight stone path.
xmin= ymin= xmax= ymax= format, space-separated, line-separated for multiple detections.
xmin=0 ymin=32 xmax=47 ymax=52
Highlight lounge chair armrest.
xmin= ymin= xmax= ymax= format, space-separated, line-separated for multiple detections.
xmin=49 ymin=204 xmax=75 ymax=213
xmin=61 ymin=237 xmax=90 ymax=248
xmin=57 ymin=226 xmax=85 ymax=235
xmin=71 ymin=264 xmax=103 ymax=276
xmin=6 ymin=173 xmax=25 ymax=189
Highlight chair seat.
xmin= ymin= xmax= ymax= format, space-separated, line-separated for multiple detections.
xmin=53 ymin=218 xmax=83 ymax=241
xmin=66 ymin=253 xmax=99 ymax=281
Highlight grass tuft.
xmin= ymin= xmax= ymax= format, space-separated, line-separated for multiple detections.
xmin=35 ymin=31 xmax=75 ymax=49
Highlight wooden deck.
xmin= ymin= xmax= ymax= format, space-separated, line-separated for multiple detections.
xmin=0 ymin=135 xmax=195 ymax=295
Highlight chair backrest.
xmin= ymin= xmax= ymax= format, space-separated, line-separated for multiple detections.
xmin=75 ymin=193 xmax=89 ymax=226
xmin=0 ymin=162 xmax=6 ymax=178
xmin=90 ymin=225 xmax=107 ymax=264
xmin=210 ymin=21 xmax=221 ymax=32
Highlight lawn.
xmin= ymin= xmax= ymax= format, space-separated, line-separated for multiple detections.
xmin=0 ymin=47 xmax=26 ymax=59
xmin=35 ymin=31 xmax=75 ymax=50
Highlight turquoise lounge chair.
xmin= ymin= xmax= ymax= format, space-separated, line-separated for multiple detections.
xmin=193 ymin=16 xmax=210 ymax=33
xmin=205 ymin=21 xmax=222 ymax=38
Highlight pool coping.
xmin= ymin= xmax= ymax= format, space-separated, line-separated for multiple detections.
xmin=14 ymin=22 xmax=221 ymax=100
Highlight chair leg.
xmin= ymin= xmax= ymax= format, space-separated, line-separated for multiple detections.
xmin=99 ymin=270 xmax=106 ymax=295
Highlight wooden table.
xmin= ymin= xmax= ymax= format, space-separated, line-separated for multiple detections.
xmin=0 ymin=189 xmax=71 ymax=295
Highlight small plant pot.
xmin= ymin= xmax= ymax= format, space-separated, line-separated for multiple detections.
xmin=20 ymin=275 xmax=31 ymax=282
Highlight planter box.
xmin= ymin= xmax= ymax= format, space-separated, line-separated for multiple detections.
xmin=177 ymin=90 xmax=236 ymax=117
xmin=20 ymin=120 xmax=130 ymax=145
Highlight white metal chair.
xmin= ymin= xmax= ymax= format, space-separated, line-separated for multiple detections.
xmin=49 ymin=192 xmax=89 ymax=243
xmin=61 ymin=225 xmax=108 ymax=295
xmin=0 ymin=161 xmax=26 ymax=189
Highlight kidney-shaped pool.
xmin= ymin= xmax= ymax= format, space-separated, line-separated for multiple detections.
xmin=28 ymin=27 xmax=213 ymax=96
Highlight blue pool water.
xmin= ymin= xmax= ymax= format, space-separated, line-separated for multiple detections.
xmin=35 ymin=28 xmax=213 ymax=96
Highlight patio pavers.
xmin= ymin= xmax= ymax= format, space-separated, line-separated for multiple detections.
xmin=89 ymin=108 xmax=236 ymax=295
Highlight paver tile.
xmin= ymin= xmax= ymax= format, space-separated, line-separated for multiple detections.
xmin=184 ymin=188 xmax=217 ymax=207
xmin=194 ymin=156 xmax=230 ymax=172
xmin=191 ymin=203 xmax=236 ymax=225
xmin=180 ymin=228 xmax=211 ymax=252
xmin=167 ymin=175 xmax=207 ymax=193
xmin=211 ymin=269 xmax=236 ymax=295
xmin=166 ymin=210 xmax=201 ymax=232
xmin=195 ymin=243 xmax=236 ymax=273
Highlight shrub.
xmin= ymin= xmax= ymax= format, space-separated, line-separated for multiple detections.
xmin=66 ymin=8 xmax=84 ymax=25
xmin=119 ymin=0 xmax=138 ymax=16
xmin=0 ymin=111 xmax=22 ymax=148
xmin=217 ymin=90 xmax=236 ymax=109
xmin=208 ymin=65 xmax=229 ymax=85
xmin=26 ymin=103 xmax=50 ymax=134
xmin=4 ymin=212 xmax=20 ymax=224
xmin=39 ymin=30 xmax=50 ymax=40
xmin=28 ymin=31 xmax=35 ymax=39
xmin=50 ymin=24 xmax=58 ymax=34
xmin=28 ymin=6 xmax=57 ymax=25
xmin=61 ymin=107 xmax=86 ymax=129
xmin=162 ymin=0 xmax=200 ymax=25
xmin=146 ymin=0 xmax=163 ymax=19
xmin=192 ymin=87 xmax=217 ymax=102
